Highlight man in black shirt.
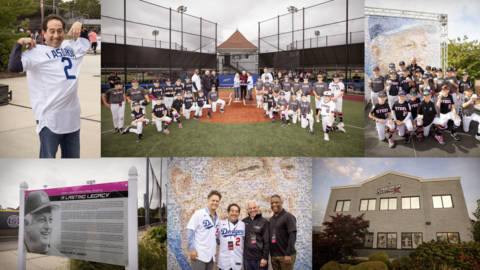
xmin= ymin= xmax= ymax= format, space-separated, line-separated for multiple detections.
xmin=107 ymin=72 xmax=120 ymax=89
xmin=407 ymin=57 xmax=424 ymax=75
xmin=243 ymin=201 xmax=270 ymax=270
xmin=352 ymin=74 xmax=361 ymax=83
xmin=202 ymin=70 xmax=213 ymax=100
xmin=269 ymin=195 xmax=297 ymax=270
xmin=416 ymin=89 xmax=445 ymax=144
xmin=211 ymin=71 xmax=220 ymax=93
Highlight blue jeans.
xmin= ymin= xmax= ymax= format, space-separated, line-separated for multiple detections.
xmin=39 ymin=127 xmax=80 ymax=158
xmin=234 ymin=87 xmax=240 ymax=98
xmin=248 ymin=88 xmax=253 ymax=99
xmin=244 ymin=258 xmax=268 ymax=270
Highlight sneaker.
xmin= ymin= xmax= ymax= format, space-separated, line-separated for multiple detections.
xmin=435 ymin=134 xmax=445 ymax=145
xmin=208 ymin=113 xmax=211 ymax=118
xmin=476 ymin=134 xmax=480 ymax=141
xmin=163 ymin=128 xmax=170 ymax=134
xmin=137 ymin=137 xmax=141 ymax=142
xmin=122 ymin=126 xmax=130 ymax=135
xmin=404 ymin=134 xmax=411 ymax=144
xmin=450 ymin=132 xmax=460 ymax=141
xmin=193 ymin=116 xmax=199 ymax=120
xmin=119 ymin=128 xmax=123 ymax=133
xmin=272 ymin=119 xmax=275 ymax=123
xmin=286 ymin=120 xmax=290 ymax=126
xmin=113 ymin=128 xmax=118 ymax=134
xmin=338 ymin=122 xmax=344 ymax=127
xmin=388 ymin=138 xmax=395 ymax=148
xmin=281 ymin=121 xmax=284 ymax=126
xmin=310 ymin=130 xmax=315 ymax=135
xmin=337 ymin=126 xmax=346 ymax=133
xmin=220 ymin=109 xmax=225 ymax=113
xmin=324 ymin=133 xmax=329 ymax=141
xmin=264 ymin=113 xmax=267 ymax=118
xmin=179 ymin=123 xmax=183 ymax=129
xmin=142 ymin=121 xmax=147 ymax=127
xmin=418 ymin=135 xmax=424 ymax=142
xmin=152 ymin=120 xmax=156 ymax=125
xmin=316 ymin=118 xmax=320 ymax=123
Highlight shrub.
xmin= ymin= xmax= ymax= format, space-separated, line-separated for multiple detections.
xmin=320 ymin=261 xmax=353 ymax=270
xmin=368 ymin=252 xmax=391 ymax=268
xmin=391 ymin=257 xmax=411 ymax=270
xmin=143 ymin=225 xmax=167 ymax=244
xmin=409 ymin=240 xmax=480 ymax=270
xmin=350 ymin=261 xmax=388 ymax=270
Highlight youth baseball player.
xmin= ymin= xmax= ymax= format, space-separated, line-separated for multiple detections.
xmin=282 ymin=75 xmax=293 ymax=101
xmin=126 ymin=79 xmax=149 ymax=111
xmin=313 ymin=74 xmax=327 ymax=119
xmin=318 ymin=91 xmax=346 ymax=141
xmin=433 ymin=68 xmax=446 ymax=114
xmin=461 ymin=87 xmax=480 ymax=140
xmin=408 ymin=89 xmax=421 ymax=135
xmin=368 ymin=91 xmax=396 ymax=148
xmin=183 ymin=91 xmax=199 ymax=120
xmin=391 ymin=91 xmax=414 ymax=144
xmin=151 ymin=96 xmax=172 ymax=134
xmin=384 ymin=63 xmax=396 ymax=81
xmin=287 ymin=93 xmax=301 ymax=124
xmin=102 ymin=80 xmax=126 ymax=134
xmin=328 ymin=73 xmax=345 ymax=127
xmin=400 ymin=68 xmax=415 ymax=102
xmin=272 ymin=77 xmax=282 ymax=102
xmin=397 ymin=61 xmax=406 ymax=77
xmin=416 ymin=90 xmax=445 ymax=144
xmin=445 ymin=67 xmax=460 ymax=112
xmin=150 ymin=79 xmax=165 ymax=125
xmin=300 ymin=77 xmax=312 ymax=101
xmin=255 ymin=77 xmax=264 ymax=108
xmin=385 ymin=70 xmax=400 ymax=110
xmin=174 ymin=78 xmax=184 ymax=98
xmin=8 ymin=15 xmax=89 ymax=158
xmin=217 ymin=204 xmax=245 ymax=270
xmin=457 ymin=71 xmax=472 ymax=114
xmin=122 ymin=101 xmax=148 ymax=142
xmin=207 ymin=85 xmax=226 ymax=118
xmin=170 ymin=93 xmax=184 ymax=128
xmin=299 ymin=93 xmax=314 ymax=135
xmin=437 ymin=85 xmax=461 ymax=142
xmin=163 ymin=79 xmax=175 ymax=116
xmin=266 ymin=91 xmax=278 ymax=123
xmin=368 ymin=66 xmax=386 ymax=106
xmin=193 ymin=90 xmax=212 ymax=119
xmin=277 ymin=92 xmax=289 ymax=126
xmin=263 ymin=77 xmax=272 ymax=96
xmin=292 ymin=76 xmax=302 ymax=99
xmin=184 ymin=77 xmax=194 ymax=98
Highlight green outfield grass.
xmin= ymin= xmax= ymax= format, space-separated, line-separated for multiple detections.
xmin=101 ymin=97 xmax=364 ymax=157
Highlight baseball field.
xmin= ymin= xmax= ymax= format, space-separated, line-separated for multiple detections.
xmin=101 ymin=89 xmax=365 ymax=157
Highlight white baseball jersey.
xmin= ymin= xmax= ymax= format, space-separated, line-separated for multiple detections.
xmin=21 ymin=37 xmax=90 ymax=134
xmin=186 ymin=209 xmax=219 ymax=263
xmin=217 ymin=219 xmax=245 ymax=270
xmin=328 ymin=82 xmax=345 ymax=97
xmin=320 ymin=100 xmax=336 ymax=117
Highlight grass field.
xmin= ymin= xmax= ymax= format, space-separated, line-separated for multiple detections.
xmin=101 ymin=96 xmax=365 ymax=157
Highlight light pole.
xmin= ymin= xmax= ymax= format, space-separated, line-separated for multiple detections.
xmin=43 ymin=185 xmax=48 ymax=189
xmin=152 ymin=30 xmax=159 ymax=48
xmin=177 ymin=6 xmax=187 ymax=51
xmin=287 ymin=6 xmax=298 ymax=50
xmin=314 ymin=30 xmax=320 ymax=47
xmin=86 ymin=180 xmax=96 ymax=185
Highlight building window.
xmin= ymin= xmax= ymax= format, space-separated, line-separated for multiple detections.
xmin=380 ymin=198 xmax=397 ymax=210
xmin=360 ymin=233 xmax=374 ymax=248
xmin=335 ymin=200 xmax=350 ymax=212
xmin=436 ymin=232 xmax=460 ymax=243
xmin=401 ymin=233 xmax=423 ymax=249
xmin=377 ymin=233 xmax=397 ymax=249
xmin=433 ymin=195 xmax=453 ymax=208
xmin=402 ymin=197 xmax=420 ymax=209
xmin=360 ymin=199 xmax=376 ymax=211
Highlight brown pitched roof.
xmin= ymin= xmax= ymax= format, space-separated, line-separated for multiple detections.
xmin=218 ymin=30 xmax=257 ymax=49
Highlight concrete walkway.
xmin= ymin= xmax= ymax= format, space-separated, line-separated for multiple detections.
xmin=0 ymin=249 xmax=68 ymax=270
xmin=0 ymin=54 xmax=101 ymax=158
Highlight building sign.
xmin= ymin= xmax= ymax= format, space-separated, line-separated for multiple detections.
xmin=23 ymin=182 xmax=129 ymax=266
xmin=377 ymin=184 xmax=402 ymax=195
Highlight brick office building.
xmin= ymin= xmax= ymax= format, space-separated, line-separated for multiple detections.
xmin=323 ymin=171 xmax=472 ymax=257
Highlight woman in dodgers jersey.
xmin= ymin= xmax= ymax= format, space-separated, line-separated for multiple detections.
xmin=8 ymin=15 xmax=89 ymax=158
xmin=217 ymin=204 xmax=245 ymax=270
xmin=318 ymin=91 xmax=346 ymax=141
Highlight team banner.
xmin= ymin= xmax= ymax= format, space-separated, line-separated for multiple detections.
xmin=0 ymin=210 xmax=19 ymax=237
xmin=23 ymin=182 xmax=129 ymax=266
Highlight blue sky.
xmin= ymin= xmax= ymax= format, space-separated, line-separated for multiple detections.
xmin=312 ymin=158 xmax=480 ymax=226
xmin=366 ymin=0 xmax=480 ymax=41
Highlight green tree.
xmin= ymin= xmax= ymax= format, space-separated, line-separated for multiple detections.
xmin=76 ymin=0 xmax=100 ymax=19
xmin=448 ymin=36 xmax=480 ymax=83
xmin=138 ymin=207 xmax=145 ymax=216
xmin=470 ymin=199 xmax=480 ymax=242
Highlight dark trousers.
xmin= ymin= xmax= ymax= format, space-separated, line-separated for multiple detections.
xmin=244 ymin=258 xmax=269 ymax=270
xmin=204 ymin=90 xmax=211 ymax=101
xmin=39 ymin=127 xmax=80 ymax=158
xmin=241 ymin=85 xmax=247 ymax=99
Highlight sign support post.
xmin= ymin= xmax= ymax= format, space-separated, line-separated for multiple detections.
xmin=17 ymin=181 xmax=28 ymax=270
xmin=126 ymin=166 xmax=138 ymax=270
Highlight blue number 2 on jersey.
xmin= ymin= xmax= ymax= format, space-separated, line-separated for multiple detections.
xmin=62 ymin=57 xmax=76 ymax=80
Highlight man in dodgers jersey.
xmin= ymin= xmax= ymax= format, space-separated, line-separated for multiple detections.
xmin=187 ymin=190 xmax=221 ymax=270
xmin=329 ymin=73 xmax=345 ymax=127
xmin=217 ymin=203 xmax=245 ymax=270
xmin=8 ymin=15 xmax=89 ymax=158
xmin=318 ymin=91 xmax=346 ymax=141
xmin=102 ymin=80 xmax=126 ymax=134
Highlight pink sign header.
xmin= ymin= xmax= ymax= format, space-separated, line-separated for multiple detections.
xmin=25 ymin=181 xmax=128 ymax=197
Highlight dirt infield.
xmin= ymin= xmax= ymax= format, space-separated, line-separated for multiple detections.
xmin=198 ymin=90 xmax=364 ymax=124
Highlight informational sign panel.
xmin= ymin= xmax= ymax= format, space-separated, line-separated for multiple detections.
xmin=23 ymin=182 xmax=129 ymax=266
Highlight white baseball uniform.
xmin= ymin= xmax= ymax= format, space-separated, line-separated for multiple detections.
xmin=329 ymin=81 xmax=345 ymax=113
xmin=111 ymin=102 xmax=125 ymax=129
xmin=319 ymin=100 xmax=336 ymax=132
xmin=21 ymin=36 xmax=90 ymax=134
xmin=217 ymin=220 xmax=245 ymax=270
xmin=186 ymin=209 xmax=219 ymax=264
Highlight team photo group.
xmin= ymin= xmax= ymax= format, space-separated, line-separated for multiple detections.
xmin=186 ymin=190 xmax=298 ymax=270
xmin=368 ymin=58 xmax=478 ymax=148
xmin=102 ymin=67 xmax=349 ymax=143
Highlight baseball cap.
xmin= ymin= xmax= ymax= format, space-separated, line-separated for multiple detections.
xmin=280 ymin=92 xmax=285 ymax=96
xmin=274 ymin=76 xmax=279 ymax=80
xmin=295 ymin=75 xmax=300 ymax=79
xmin=284 ymin=75 xmax=289 ymax=78
xmin=154 ymin=79 xmax=160 ymax=83
xmin=410 ymin=89 xmax=418 ymax=96
xmin=432 ymin=67 xmax=437 ymax=71
xmin=399 ymin=61 xmax=405 ymax=65
xmin=324 ymin=91 xmax=332 ymax=96
xmin=156 ymin=96 xmax=163 ymax=100
xmin=389 ymin=63 xmax=395 ymax=68
xmin=422 ymin=90 xmax=431 ymax=95
xmin=114 ymin=80 xmax=123 ymax=85
xmin=453 ymin=67 xmax=458 ymax=71
xmin=402 ymin=67 xmax=408 ymax=71
xmin=333 ymin=73 xmax=340 ymax=78
xmin=265 ymin=77 xmax=270 ymax=80
xmin=185 ymin=76 xmax=190 ymax=80
xmin=317 ymin=74 xmax=323 ymax=78
xmin=132 ymin=79 xmax=139 ymax=82
xmin=462 ymin=71 xmax=468 ymax=75
xmin=422 ymin=74 xmax=429 ymax=79
xmin=25 ymin=191 xmax=60 ymax=215
xmin=186 ymin=91 xmax=192 ymax=94
xmin=464 ymin=86 xmax=473 ymax=91
xmin=132 ymin=101 xmax=141 ymax=106
xmin=437 ymin=68 xmax=443 ymax=72
xmin=302 ymin=93 xmax=308 ymax=97
xmin=426 ymin=66 xmax=431 ymax=70
xmin=406 ymin=66 xmax=412 ymax=71
xmin=415 ymin=68 xmax=422 ymax=72
xmin=389 ymin=70 xmax=397 ymax=74
xmin=166 ymin=78 xmax=171 ymax=82
xmin=398 ymin=90 xmax=406 ymax=95
xmin=378 ymin=91 xmax=387 ymax=97
xmin=199 ymin=90 xmax=204 ymax=93
xmin=268 ymin=91 xmax=273 ymax=95
xmin=442 ymin=85 xmax=449 ymax=90
xmin=447 ymin=67 xmax=453 ymax=72
xmin=176 ymin=92 xmax=182 ymax=96
xmin=373 ymin=66 xmax=380 ymax=71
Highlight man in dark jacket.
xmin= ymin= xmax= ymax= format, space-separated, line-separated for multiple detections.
xmin=269 ymin=195 xmax=297 ymax=270
xmin=242 ymin=201 xmax=270 ymax=270
xmin=407 ymin=57 xmax=424 ymax=75
xmin=211 ymin=70 xmax=220 ymax=92
xmin=202 ymin=70 xmax=213 ymax=101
